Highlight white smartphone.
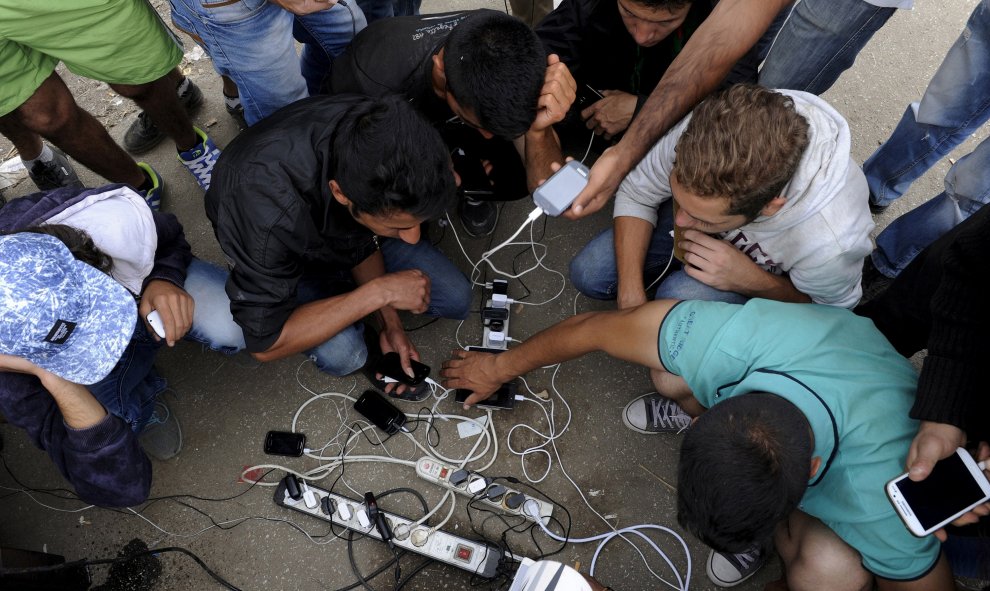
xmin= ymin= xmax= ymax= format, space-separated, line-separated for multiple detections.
xmin=886 ymin=447 xmax=990 ymax=537
xmin=532 ymin=160 xmax=590 ymax=216
xmin=146 ymin=310 xmax=166 ymax=339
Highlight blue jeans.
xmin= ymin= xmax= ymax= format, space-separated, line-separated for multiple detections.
xmin=355 ymin=0 xmax=393 ymax=22
xmin=865 ymin=0 xmax=990 ymax=276
xmin=758 ymin=0 xmax=895 ymax=95
xmin=89 ymin=320 xmax=167 ymax=433
xmin=569 ymin=202 xmax=747 ymax=304
xmin=872 ymin=141 xmax=990 ymax=276
xmin=183 ymin=240 xmax=472 ymax=376
xmin=168 ymin=0 xmax=365 ymax=125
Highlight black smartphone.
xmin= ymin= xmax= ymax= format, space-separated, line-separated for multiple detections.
xmin=354 ymin=390 xmax=407 ymax=434
xmin=374 ymin=352 xmax=430 ymax=386
xmin=264 ymin=431 xmax=306 ymax=457
xmin=575 ymin=84 xmax=604 ymax=110
xmin=451 ymin=146 xmax=494 ymax=197
xmin=455 ymin=381 xmax=517 ymax=410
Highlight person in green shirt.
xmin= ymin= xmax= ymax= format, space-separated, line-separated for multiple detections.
xmin=441 ymin=298 xmax=953 ymax=590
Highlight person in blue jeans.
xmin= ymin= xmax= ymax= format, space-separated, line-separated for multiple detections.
xmin=757 ymin=0 xmax=907 ymax=95
xmin=862 ymin=0 xmax=990 ymax=278
xmin=167 ymin=0 xmax=366 ymax=126
xmin=195 ymin=95 xmax=472 ymax=381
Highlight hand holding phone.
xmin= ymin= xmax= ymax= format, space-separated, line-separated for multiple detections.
xmin=887 ymin=447 xmax=990 ymax=537
xmin=375 ymin=351 xmax=430 ymax=386
xmin=533 ymin=160 xmax=590 ymax=217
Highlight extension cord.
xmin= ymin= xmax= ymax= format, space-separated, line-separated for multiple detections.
xmin=482 ymin=279 xmax=510 ymax=350
xmin=482 ymin=297 xmax=510 ymax=350
xmin=414 ymin=457 xmax=553 ymax=524
xmin=273 ymin=479 xmax=501 ymax=578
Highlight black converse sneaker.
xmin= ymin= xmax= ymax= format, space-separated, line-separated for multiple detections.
xmin=124 ymin=77 xmax=204 ymax=154
xmin=707 ymin=545 xmax=768 ymax=587
xmin=621 ymin=391 xmax=692 ymax=434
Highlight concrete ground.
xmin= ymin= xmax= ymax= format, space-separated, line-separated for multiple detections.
xmin=0 ymin=0 xmax=981 ymax=589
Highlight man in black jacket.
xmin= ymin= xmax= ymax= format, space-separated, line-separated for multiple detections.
xmin=194 ymin=95 xmax=471 ymax=382
xmin=327 ymin=10 xmax=576 ymax=236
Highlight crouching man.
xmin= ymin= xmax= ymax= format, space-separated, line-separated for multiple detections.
xmin=442 ymin=299 xmax=953 ymax=590
xmin=191 ymin=95 xmax=472 ymax=381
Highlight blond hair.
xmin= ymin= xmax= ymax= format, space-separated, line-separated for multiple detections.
xmin=671 ymin=84 xmax=810 ymax=220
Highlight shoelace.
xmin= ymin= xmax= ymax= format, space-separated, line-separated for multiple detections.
xmin=650 ymin=397 xmax=692 ymax=431
xmin=145 ymin=401 xmax=170 ymax=426
xmin=726 ymin=546 xmax=762 ymax=571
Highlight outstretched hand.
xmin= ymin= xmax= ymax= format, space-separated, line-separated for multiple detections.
xmin=440 ymin=349 xmax=504 ymax=409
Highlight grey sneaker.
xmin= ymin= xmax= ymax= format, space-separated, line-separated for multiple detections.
xmin=28 ymin=147 xmax=83 ymax=191
xmin=622 ymin=392 xmax=692 ymax=434
xmin=139 ymin=400 xmax=183 ymax=460
xmin=707 ymin=545 xmax=767 ymax=587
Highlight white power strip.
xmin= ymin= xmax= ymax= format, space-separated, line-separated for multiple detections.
xmin=482 ymin=297 xmax=510 ymax=350
xmin=415 ymin=457 xmax=553 ymax=524
xmin=273 ymin=479 xmax=501 ymax=578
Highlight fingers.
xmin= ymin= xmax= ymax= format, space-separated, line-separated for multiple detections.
xmin=907 ymin=435 xmax=944 ymax=481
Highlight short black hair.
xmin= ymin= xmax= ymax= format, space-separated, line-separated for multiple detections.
xmin=330 ymin=95 xmax=456 ymax=221
xmin=677 ymin=392 xmax=813 ymax=553
xmin=443 ymin=11 xmax=545 ymax=140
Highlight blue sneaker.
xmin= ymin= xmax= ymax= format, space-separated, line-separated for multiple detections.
xmin=177 ymin=126 xmax=220 ymax=192
xmin=136 ymin=162 xmax=165 ymax=211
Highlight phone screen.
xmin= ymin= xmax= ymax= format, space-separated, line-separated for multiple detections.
xmin=892 ymin=452 xmax=988 ymax=531
xmin=354 ymin=390 xmax=406 ymax=433
xmin=265 ymin=431 xmax=305 ymax=457
xmin=533 ymin=162 xmax=590 ymax=216
xmin=375 ymin=352 xmax=430 ymax=385
xmin=455 ymin=383 xmax=516 ymax=410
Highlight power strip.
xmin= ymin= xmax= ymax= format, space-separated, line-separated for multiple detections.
xmin=483 ymin=280 xmax=510 ymax=350
xmin=273 ymin=479 xmax=501 ymax=578
xmin=415 ymin=457 xmax=553 ymax=524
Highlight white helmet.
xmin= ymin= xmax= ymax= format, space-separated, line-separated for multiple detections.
xmin=511 ymin=560 xmax=593 ymax=591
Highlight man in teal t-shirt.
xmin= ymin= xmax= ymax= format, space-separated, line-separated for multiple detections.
xmin=441 ymin=298 xmax=954 ymax=590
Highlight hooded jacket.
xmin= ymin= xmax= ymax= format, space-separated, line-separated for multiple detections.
xmin=614 ymin=89 xmax=874 ymax=308
xmin=0 ymin=185 xmax=191 ymax=507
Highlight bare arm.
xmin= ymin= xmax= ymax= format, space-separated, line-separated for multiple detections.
xmin=567 ymin=0 xmax=790 ymax=219
xmin=351 ymin=250 xmax=426 ymax=381
xmin=441 ymin=300 xmax=678 ymax=405
xmin=519 ymin=54 xmax=576 ymax=191
xmin=614 ymin=216 xmax=657 ymax=309
xmin=253 ymin=266 xmax=429 ymax=363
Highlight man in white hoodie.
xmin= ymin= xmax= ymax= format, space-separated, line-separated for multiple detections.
xmin=570 ymin=83 xmax=874 ymax=312
xmin=571 ymin=84 xmax=875 ymax=435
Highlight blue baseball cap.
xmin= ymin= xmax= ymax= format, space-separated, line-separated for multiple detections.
xmin=0 ymin=233 xmax=137 ymax=385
